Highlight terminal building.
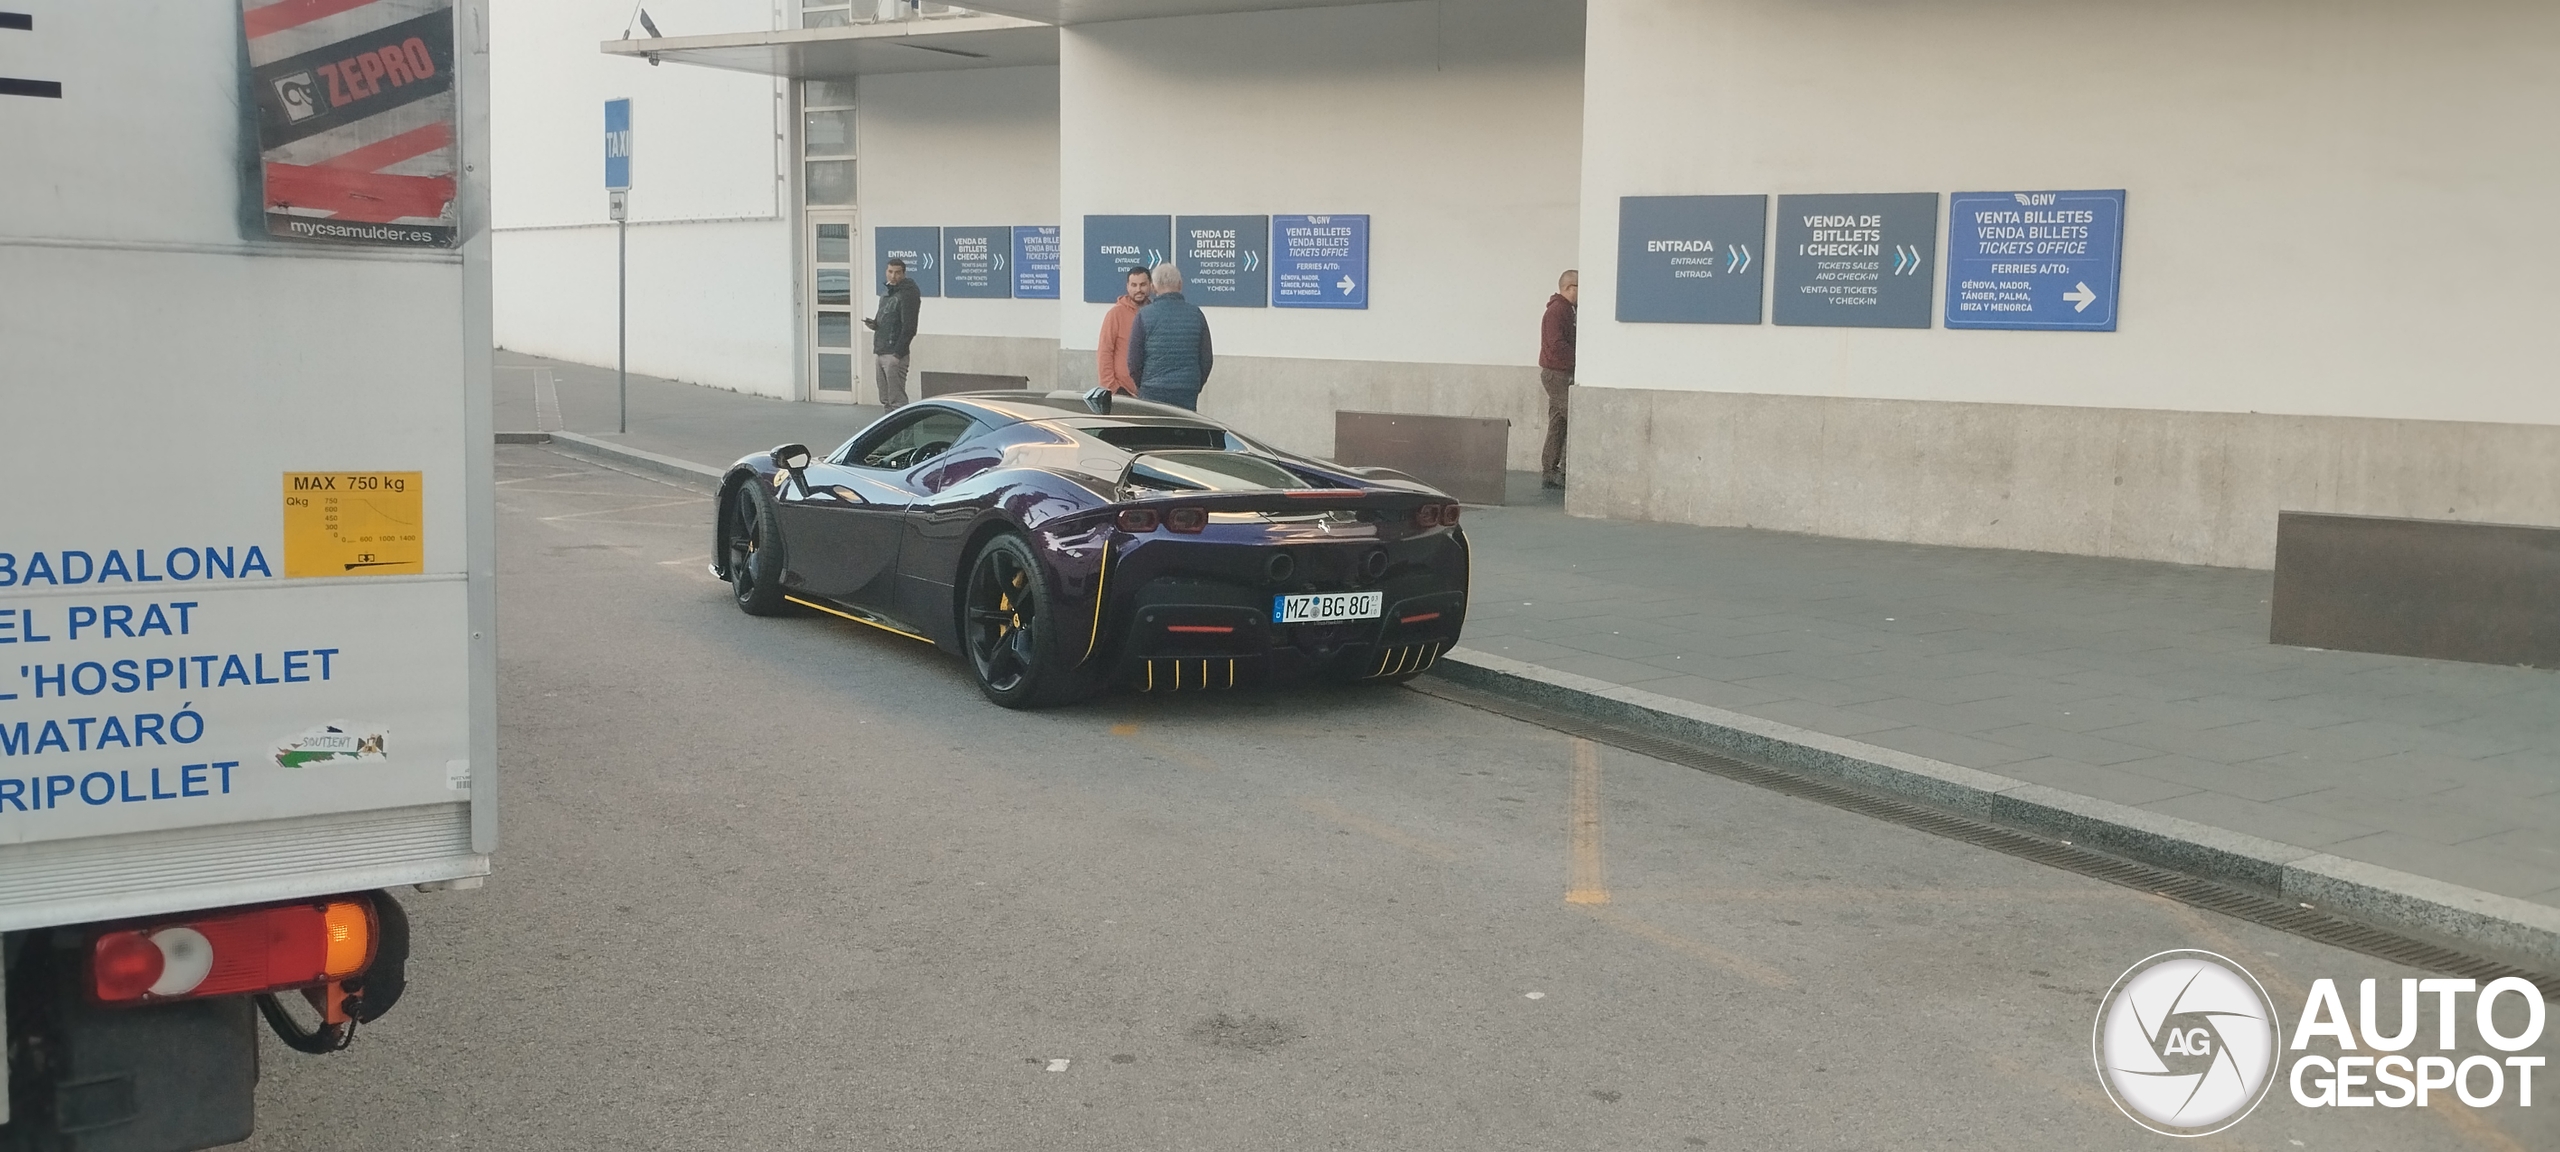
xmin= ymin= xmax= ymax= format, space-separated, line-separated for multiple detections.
xmin=493 ymin=0 xmax=2560 ymax=569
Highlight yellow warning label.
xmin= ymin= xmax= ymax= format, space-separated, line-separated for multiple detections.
xmin=282 ymin=472 xmax=424 ymax=578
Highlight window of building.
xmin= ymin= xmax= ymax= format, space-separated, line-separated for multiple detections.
xmin=802 ymin=80 xmax=855 ymax=207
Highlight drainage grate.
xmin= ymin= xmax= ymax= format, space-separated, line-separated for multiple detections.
xmin=1408 ymin=678 xmax=2560 ymax=998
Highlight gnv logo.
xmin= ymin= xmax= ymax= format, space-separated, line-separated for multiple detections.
xmin=2094 ymin=950 xmax=2281 ymax=1136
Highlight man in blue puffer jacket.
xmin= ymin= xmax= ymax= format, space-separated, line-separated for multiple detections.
xmin=1125 ymin=263 xmax=1214 ymax=410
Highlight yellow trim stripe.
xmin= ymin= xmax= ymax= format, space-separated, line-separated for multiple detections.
xmin=784 ymin=595 xmax=934 ymax=644
xmin=1079 ymin=544 xmax=1110 ymax=666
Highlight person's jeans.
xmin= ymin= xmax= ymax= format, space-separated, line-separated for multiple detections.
xmin=874 ymin=354 xmax=911 ymax=409
xmin=1137 ymin=383 xmax=1199 ymax=411
xmin=1539 ymin=368 xmax=1572 ymax=483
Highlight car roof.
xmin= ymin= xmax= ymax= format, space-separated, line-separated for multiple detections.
xmin=930 ymin=390 xmax=1221 ymax=428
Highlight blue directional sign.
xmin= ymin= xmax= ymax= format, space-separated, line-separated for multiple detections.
xmin=1176 ymin=215 xmax=1268 ymax=307
xmin=1616 ymin=195 xmax=1766 ymax=324
xmin=603 ymin=98 xmax=631 ymax=191
xmin=943 ymin=226 xmax=1008 ymax=298
xmin=875 ymin=226 xmax=940 ymax=296
xmin=1012 ymin=225 xmax=1060 ymax=299
xmin=1083 ymin=215 xmax=1169 ymax=303
xmin=1272 ymin=214 xmax=1368 ymax=309
xmin=1773 ymin=193 xmax=1938 ymax=329
xmin=1944 ymin=190 xmax=2125 ymax=330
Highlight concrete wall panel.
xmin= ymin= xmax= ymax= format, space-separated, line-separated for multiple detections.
xmin=856 ymin=66 xmax=1061 ymax=344
xmin=1568 ymin=389 xmax=2560 ymax=569
xmin=1058 ymin=0 xmax=1583 ymax=369
xmin=1576 ymin=0 xmax=2560 ymax=428
xmin=494 ymin=220 xmax=795 ymax=398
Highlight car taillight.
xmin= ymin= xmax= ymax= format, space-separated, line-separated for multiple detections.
xmin=90 ymin=898 xmax=377 ymax=1005
xmin=1412 ymin=503 xmax=1441 ymax=528
xmin=1165 ymin=506 xmax=1207 ymax=533
xmin=1440 ymin=503 xmax=1461 ymax=524
xmin=1117 ymin=508 xmax=1159 ymax=532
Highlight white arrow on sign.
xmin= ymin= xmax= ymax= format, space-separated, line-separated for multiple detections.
xmin=1337 ymin=275 xmax=1357 ymax=295
xmin=2063 ymin=282 xmax=2096 ymax=312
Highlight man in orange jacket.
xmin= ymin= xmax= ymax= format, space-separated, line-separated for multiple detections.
xmin=1095 ymin=265 xmax=1152 ymax=395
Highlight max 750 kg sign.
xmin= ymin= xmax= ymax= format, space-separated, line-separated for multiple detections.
xmin=282 ymin=472 xmax=422 ymax=577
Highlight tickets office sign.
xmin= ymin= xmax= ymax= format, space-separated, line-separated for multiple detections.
xmin=241 ymin=0 xmax=459 ymax=247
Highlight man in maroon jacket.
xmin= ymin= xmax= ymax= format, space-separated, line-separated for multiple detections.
xmin=1538 ymin=269 xmax=1578 ymax=489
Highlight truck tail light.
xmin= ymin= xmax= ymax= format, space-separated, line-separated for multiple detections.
xmin=90 ymin=898 xmax=378 ymax=1006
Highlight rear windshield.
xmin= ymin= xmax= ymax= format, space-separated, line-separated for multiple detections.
xmin=1083 ymin=424 xmax=1240 ymax=453
xmin=1126 ymin=451 xmax=1310 ymax=492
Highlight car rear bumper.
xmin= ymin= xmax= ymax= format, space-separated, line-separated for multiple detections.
xmin=1099 ymin=578 xmax=1467 ymax=690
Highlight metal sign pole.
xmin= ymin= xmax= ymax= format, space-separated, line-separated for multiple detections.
xmin=618 ymin=211 xmax=628 ymax=433
xmin=605 ymin=98 xmax=633 ymax=434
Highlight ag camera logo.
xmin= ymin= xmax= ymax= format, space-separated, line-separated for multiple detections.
xmin=2094 ymin=950 xmax=2281 ymax=1136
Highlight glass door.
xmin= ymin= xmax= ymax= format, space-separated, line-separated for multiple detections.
xmin=809 ymin=215 xmax=859 ymax=402
xmin=802 ymin=78 xmax=859 ymax=403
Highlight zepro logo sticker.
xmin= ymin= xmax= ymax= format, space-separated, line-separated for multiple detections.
xmin=2094 ymin=949 xmax=2281 ymax=1136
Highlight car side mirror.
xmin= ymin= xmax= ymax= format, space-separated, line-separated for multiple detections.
xmin=769 ymin=444 xmax=812 ymax=472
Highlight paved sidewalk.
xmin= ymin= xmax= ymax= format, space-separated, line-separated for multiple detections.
xmin=493 ymin=353 xmax=2560 ymax=911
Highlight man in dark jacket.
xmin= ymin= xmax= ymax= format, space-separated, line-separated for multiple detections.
xmin=1125 ymin=263 xmax=1213 ymax=411
xmin=861 ymin=258 xmax=922 ymax=409
xmin=1538 ymin=269 xmax=1577 ymax=488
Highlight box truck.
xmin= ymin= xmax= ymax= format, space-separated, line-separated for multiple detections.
xmin=4 ymin=2 xmax=496 ymax=1147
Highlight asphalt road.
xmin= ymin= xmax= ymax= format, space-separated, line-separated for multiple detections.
xmin=238 ymin=448 xmax=2551 ymax=1152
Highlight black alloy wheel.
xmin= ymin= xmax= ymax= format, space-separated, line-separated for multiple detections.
xmin=962 ymin=534 xmax=1082 ymax=708
xmin=727 ymin=479 xmax=787 ymax=616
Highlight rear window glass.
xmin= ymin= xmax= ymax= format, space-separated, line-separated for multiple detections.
xmin=1083 ymin=424 xmax=1237 ymax=452
xmin=1127 ymin=451 xmax=1310 ymax=492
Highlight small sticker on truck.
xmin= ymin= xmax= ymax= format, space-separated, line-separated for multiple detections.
xmin=274 ymin=722 xmax=389 ymax=768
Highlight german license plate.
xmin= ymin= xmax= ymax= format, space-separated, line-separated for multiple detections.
xmin=1274 ymin=591 xmax=1383 ymax=624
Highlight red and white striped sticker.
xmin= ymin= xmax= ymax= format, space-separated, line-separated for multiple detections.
xmin=241 ymin=0 xmax=457 ymax=246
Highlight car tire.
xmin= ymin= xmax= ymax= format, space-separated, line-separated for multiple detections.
xmin=962 ymin=533 xmax=1088 ymax=709
xmin=727 ymin=477 xmax=788 ymax=617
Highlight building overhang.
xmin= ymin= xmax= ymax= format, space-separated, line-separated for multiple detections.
xmin=599 ymin=1 xmax=1419 ymax=78
xmin=956 ymin=0 xmax=1409 ymax=22
xmin=601 ymin=14 xmax=1058 ymax=79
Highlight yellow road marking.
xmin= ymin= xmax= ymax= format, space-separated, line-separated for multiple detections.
xmin=1567 ymin=738 xmax=1608 ymax=905
xmin=1109 ymin=722 xmax=1139 ymax=736
xmin=1298 ymin=797 xmax=1461 ymax=862
xmin=1576 ymin=905 xmax=1794 ymax=989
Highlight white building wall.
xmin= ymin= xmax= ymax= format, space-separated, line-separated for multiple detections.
xmin=490 ymin=0 xmax=796 ymax=397
xmin=1058 ymin=0 xmax=1584 ymax=466
xmin=856 ymin=65 xmax=1062 ymax=388
xmin=1569 ymin=0 xmax=2560 ymax=566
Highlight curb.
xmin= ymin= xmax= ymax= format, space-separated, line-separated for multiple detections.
xmin=538 ymin=431 xmax=726 ymax=491
xmin=1429 ymin=647 xmax=2560 ymax=973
